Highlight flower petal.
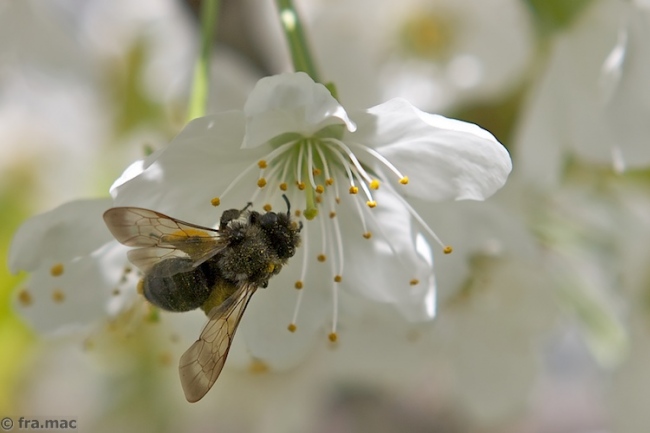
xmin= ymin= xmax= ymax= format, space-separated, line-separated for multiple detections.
xmin=337 ymin=184 xmax=437 ymax=322
xmin=352 ymin=98 xmax=512 ymax=201
xmin=9 ymin=198 xmax=115 ymax=273
xmin=242 ymin=72 xmax=356 ymax=149
xmin=111 ymin=112 xmax=267 ymax=226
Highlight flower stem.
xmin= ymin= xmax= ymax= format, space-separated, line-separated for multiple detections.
xmin=187 ymin=0 xmax=219 ymax=122
xmin=275 ymin=0 xmax=320 ymax=83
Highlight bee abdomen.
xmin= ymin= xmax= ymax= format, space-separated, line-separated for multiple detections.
xmin=143 ymin=258 xmax=214 ymax=312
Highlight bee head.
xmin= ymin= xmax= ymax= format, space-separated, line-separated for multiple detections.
xmin=259 ymin=196 xmax=301 ymax=259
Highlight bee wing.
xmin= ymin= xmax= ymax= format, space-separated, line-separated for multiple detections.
xmin=179 ymin=283 xmax=258 ymax=403
xmin=103 ymin=207 xmax=225 ymax=273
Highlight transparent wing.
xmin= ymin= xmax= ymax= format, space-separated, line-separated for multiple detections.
xmin=103 ymin=207 xmax=225 ymax=273
xmin=179 ymin=283 xmax=257 ymax=403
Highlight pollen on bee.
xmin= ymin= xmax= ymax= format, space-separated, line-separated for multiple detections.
xmin=366 ymin=201 xmax=377 ymax=208
xmin=294 ymin=281 xmax=304 ymax=289
xmin=315 ymin=185 xmax=325 ymax=194
xmin=369 ymin=179 xmax=380 ymax=190
xmin=267 ymin=263 xmax=276 ymax=273
xmin=52 ymin=289 xmax=65 ymax=303
xmin=17 ymin=289 xmax=33 ymax=307
xmin=326 ymin=178 xmax=334 ymax=185
xmin=399 ymin=176 xmax=409 ymax=185
xmin=334 ymin=275 xmax=342 ymax=283
xmin=297 ymin=181 xmax=306 ymax=190
xmin=349 ymin=186 xmax=359 ymax=194
xmin=443 ymin=245 xmax=453 ymax=254
xmin=50 ymin=263 xmax=64 ymax=277
xmin=263 ymin=203 xmax=273 ymax=212
xmin=409 ymin=279 xmax=420 ymax=286
xmin=257 ymin=160 xmax=268 ymax=169
xmin=210 ymin=197 xmax=221 ymax=206
xmin=362 ymin=232 xmax=372 ymax=239
xmin=329 ymin=211 xmax=336 ymax=218
xmin=287 ymin=323 xmax=297 ymax=332
xmin=312 ymin=167 xmax=322 ymax=176
xmin=280 ymin=182 xmax=288 ymax=191
xmin=257 ymin=178 xmax=267 ymax=188
xmin=136 ymin=279 xmax=145 ymax=295
xmin=317 ymin=254 xmax=327 ymax=262
xmin=328 ymin=332 xmax=338 ymax=343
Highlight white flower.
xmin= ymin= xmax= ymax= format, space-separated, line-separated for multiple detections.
xmin=109 ymin=71 xmax=511 ymax=368
xmin=252 ymin=0 xmax=534 ymax=112
xmin=516 ymin=0 xmax=650 ymax=185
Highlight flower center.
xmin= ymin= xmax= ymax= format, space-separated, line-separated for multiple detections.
xmin=398 ymin=10 xmax=455 ymax=61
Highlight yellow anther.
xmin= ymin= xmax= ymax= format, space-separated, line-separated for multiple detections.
xmin=211 ymin=197 xmax=221 ymax=207
xmin=295 ymin=209 xmax=302 ymax=217
xmin=335 ymin=197 xmax=341 ymax=204
xmin=312 ymin=167 xmax=322 ymax=176
xmin=249 ymin=359 xmax=269 ymax=374
xmin=443 ymin=245 xmax=453 ymax=254
xmin=52 ymin=289 xmax=65 ymax=303
xmin=369 ymin=179 xmax=380 ymax=190
xmin=263 ymin=203 xmax=272 ymax=212
xmin=329 ymin=211 xmax=336 ymax=218
xmin=315 ymin=196 xmax=322 ymax=204
xmin=328 ymin=332 xmax=338 ymax=343
xmin=50 ymin=263 xmax=64 ymax=277
xmin=17 ymin=289 xmax=32 ymax=307
xmin=315 ymin=185 xmax=325 ymax=194
xmin=287 ymin=323 xmax=297 ymax=332
xmin=349 ymin=186 xmax=359 ymax=194
xmin=279 ymin=182 xmax=288 ymax=191
xmin=294 ymin=281 xmax=304 ymax=289
xmin=258 ymin=160 xmax=268 ymax=169
xmin=257 ymin=178 xmax=267 ymax=188
xmin=362 ymin=232 xmax=372 ymax=239
xmin=326 ymin=178 xmax=334 ymax=185
xmin=399 ymin=176 xmax=409 ymax=185
xmin=409 ymin=279 xmax=420 ymax=286
xmin=334 ymin=275 xmax=342 ymax=283
xmin=297 ymin=181 xmax=306 ymax=190
xmin=317 ymin=254 xmax=327 ymax=262
xmin=267 ymin=263 xmax=275 ymax=273
xmin=366 ymin=201 xmax=377 ymax=208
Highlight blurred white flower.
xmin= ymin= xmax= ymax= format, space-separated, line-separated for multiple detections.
xmin=516 ymin=0 xmax=650 ymax=185
xmin=251 ymin=0 xmax=533 ymax=112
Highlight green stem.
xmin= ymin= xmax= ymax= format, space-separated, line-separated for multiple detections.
xmin=275 ymin=0 xmax=320 ymax=82
xmin=187 ymin=0 xmax=219 ymax=122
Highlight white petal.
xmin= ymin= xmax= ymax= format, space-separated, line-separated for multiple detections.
xmin=111 ymin=112 xmax=266 ymax=226
xmin=337 ymin=184 xmax=437 ymax=322
xmin=242 ymin=72 xmax=356 ymax=149
xmin=9 ymin=198 xmax=115 ymax=273
xmin=15 ymin=241 xmax=136 ymax=334
xmin=352 ymin=98 xmax=512 ymax=201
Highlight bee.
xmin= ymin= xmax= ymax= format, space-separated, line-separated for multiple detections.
xmin=103 ymin=196 xmax=302 ymax=402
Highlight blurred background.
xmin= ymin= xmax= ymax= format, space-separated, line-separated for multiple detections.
xmin=2 ymin=0 xmax=649 ymax=432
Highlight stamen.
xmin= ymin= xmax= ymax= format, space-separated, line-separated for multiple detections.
xmin=287 ymin=323 xmax=297 ymax=332
xmin=393 ymin=192 xmax=450 ymax=251
xmin=313 ymin=167 xmax=322 ymax=176
xmin=366 ymin=201 xmax=377 ymax=208
xmin=363 ymin=232 xmax=372 ymax=239
xmin=297 ymin=181 xmax=306 ymax=190
xmin=314 ymin=144 xmax=337 ymax=196
xmin=280 ymin=183 xmax=288 ymax=191
xmin=329 ymin=211 xmax=336 ymax=218
xmin=330 ymin=279 xmax=339 ymax=342
xmin=211 ymin=197 xmax=221 ymax=206
xmin=325 ymin=137 xmax=374 ymax=184
xmin=294 ymin=281 xmax=303 ymax=289
xmin=315 ymin=185 xmax=325 ymax=194
xmin=295 ymin=140 xmax=305 ymax=186
xmin=328 ymin=332 xmax=338 ymax=343
xmin=349 ymin=186 xmax=359 ymax=194
xmin=17 ymin=289 xmax=32 ymax=306
xmin=263 ymin=204 xmax=272 ymax=212
xmin=50 ymin=263 xmax=64 ymax=277
xmin=369 ymin=179 xmax=380 ymax=190
xmin=409 ymin=279 xmax=420 ymax=286
xmin=257 ymin=178 xmax=267 ymax=188
xmin=317 ymin=254 xmax=326 ymax=262
xmin=351 ymin=142 xmax=408 ymax=181
xmin=326 ymin=178 xmax=334 ymax=185
xmin=258 ymin=160 xmax=268 ymax=169
xmin=52 ymin=289 xmax=65 ymax=303
xmin=289 ymin=286 xmax=304 ymax=332
xmin=307 ymin=140 xmax=318 ymax=189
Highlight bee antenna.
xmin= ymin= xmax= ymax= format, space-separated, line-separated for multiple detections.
xmin=282 ymin=194 xmax=291 ymax=216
